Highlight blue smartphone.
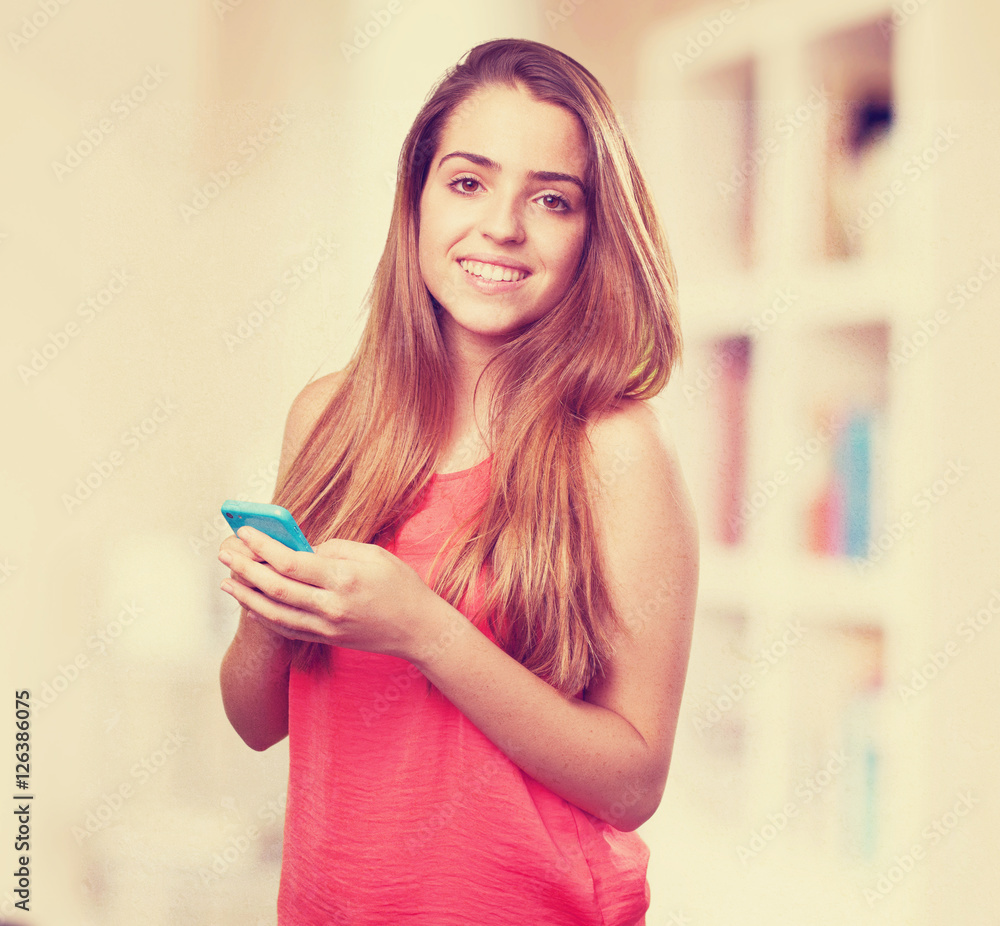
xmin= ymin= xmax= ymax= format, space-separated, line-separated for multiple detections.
xmin=221 ymin=500 xmax=313 ymax=552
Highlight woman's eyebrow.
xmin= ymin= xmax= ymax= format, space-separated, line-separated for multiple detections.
xmin=437 ymin=150 xmax=586 ymax=194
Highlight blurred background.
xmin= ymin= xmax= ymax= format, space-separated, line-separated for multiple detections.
xmin=2 ymin=0 xmax=998 ymax=923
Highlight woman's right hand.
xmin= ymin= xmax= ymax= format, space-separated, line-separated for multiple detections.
xmin=217 ymin=369 xmax=348 ymax=749
xmin=219 ymin=532 xmax=266 ymax=597
xmin=220 ymin=531 xmax=263 ymax=562
xmin=219 ymin=530 xmax=296 ymax=750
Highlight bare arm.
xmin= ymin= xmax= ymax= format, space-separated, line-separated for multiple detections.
xmin=218 ymin=371 xmax=345 ymax=750
xmin=412 ymin=400 xmax=699 ymax=829
xmin=218 ymin=397 xmax=698 ymax=823
xmin=219 ymin=607 xmax=296 ymax=751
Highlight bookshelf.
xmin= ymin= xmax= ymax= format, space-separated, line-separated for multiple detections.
xmin=632 ymin=3 xmax=975 ymax=924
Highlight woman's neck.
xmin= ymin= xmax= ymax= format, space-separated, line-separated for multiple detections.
xmin=440 ymin=321 xmax=500 ymax=466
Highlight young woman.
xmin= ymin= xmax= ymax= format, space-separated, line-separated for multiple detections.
xmin=218 ymin=38 xmax=698 ymax=926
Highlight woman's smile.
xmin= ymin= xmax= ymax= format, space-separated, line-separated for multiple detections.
xmin=457 ymin=256 xmax=534 ymax=294
xmin=458 ymin=258 xmax=531 ymax=283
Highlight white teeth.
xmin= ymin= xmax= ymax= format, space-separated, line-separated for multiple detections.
xmin=460 ymin=260 xmax=528 ymax=283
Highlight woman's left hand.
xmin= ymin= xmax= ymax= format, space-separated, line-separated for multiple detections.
xmin=218 ymin=526 xmax=442 ymax=660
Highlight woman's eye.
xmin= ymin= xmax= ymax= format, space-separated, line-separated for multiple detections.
xmin=449 ymin=176 xmax=482 ymax=194
xmin=446 ymin=178 xmax=571 ymax=213
xmin=538 ymin=193 xmax=570 ymax=212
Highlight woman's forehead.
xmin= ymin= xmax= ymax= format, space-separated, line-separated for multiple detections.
xmin=435 ymin=85 xmax=588 ymax=179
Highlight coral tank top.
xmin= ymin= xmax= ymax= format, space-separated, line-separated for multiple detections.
xmin=277 ymin=455 xmax=650 ymax=925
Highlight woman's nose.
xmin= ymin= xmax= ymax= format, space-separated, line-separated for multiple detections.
xmin=478 ymin=193 xmax=525 ymax=244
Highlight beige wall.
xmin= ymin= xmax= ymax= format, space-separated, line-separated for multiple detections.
xmin=4 ymin=1 xmax=998 ymax=923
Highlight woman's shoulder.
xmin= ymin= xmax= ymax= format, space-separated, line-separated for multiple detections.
xmin=286 ymin=368 xmax=348 ymax=432
xmin=583 ymin=396 xmax=699 ymax=581
xmin=583 ymin=398 xmax=687 ymax=507
xmin=278 ymin=369 xmax=349 ymax=476
xmin=585 ymin=398 xmax=674 ymax=466
xmin=296 ymin=367 xmax=349 ymax=407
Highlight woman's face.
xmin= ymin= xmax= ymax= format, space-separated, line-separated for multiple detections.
xmin=417 ymin=83 xmax=589 ymax=352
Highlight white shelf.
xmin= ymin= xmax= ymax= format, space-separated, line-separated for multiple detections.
xmin=640 ymin=0 xmax=896 ymax=83
xmin=697 ymin=541 xmax=905 ymax=628
xmin=679 ymin=259 xmax=919 ymax=341
xmin=637 ymin=4 xmax=965 ymax=925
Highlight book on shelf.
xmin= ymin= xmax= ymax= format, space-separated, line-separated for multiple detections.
xmin=716 ymin=336 xmax=751 ymax=546
xmin=807 ymin=406 xmax=881 ymax=559
xmin=789 ymin=622 xmax=883 ymax=860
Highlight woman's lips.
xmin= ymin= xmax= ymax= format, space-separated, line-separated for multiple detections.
xmin=457 ymin=259 xmax=532 ymax=293
xmin=459 ymin=259 xmax=530 ymax=282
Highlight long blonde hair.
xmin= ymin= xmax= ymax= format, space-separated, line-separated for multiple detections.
xmin=273 ymin=38 xmax=680 ymax=696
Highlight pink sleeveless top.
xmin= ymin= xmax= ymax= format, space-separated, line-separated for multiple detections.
xmin=277 ymin=456 xmax=650 ymax=925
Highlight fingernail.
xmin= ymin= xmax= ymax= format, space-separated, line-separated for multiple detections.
xmin=219 ymin=551 xmax=232 ymax=566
